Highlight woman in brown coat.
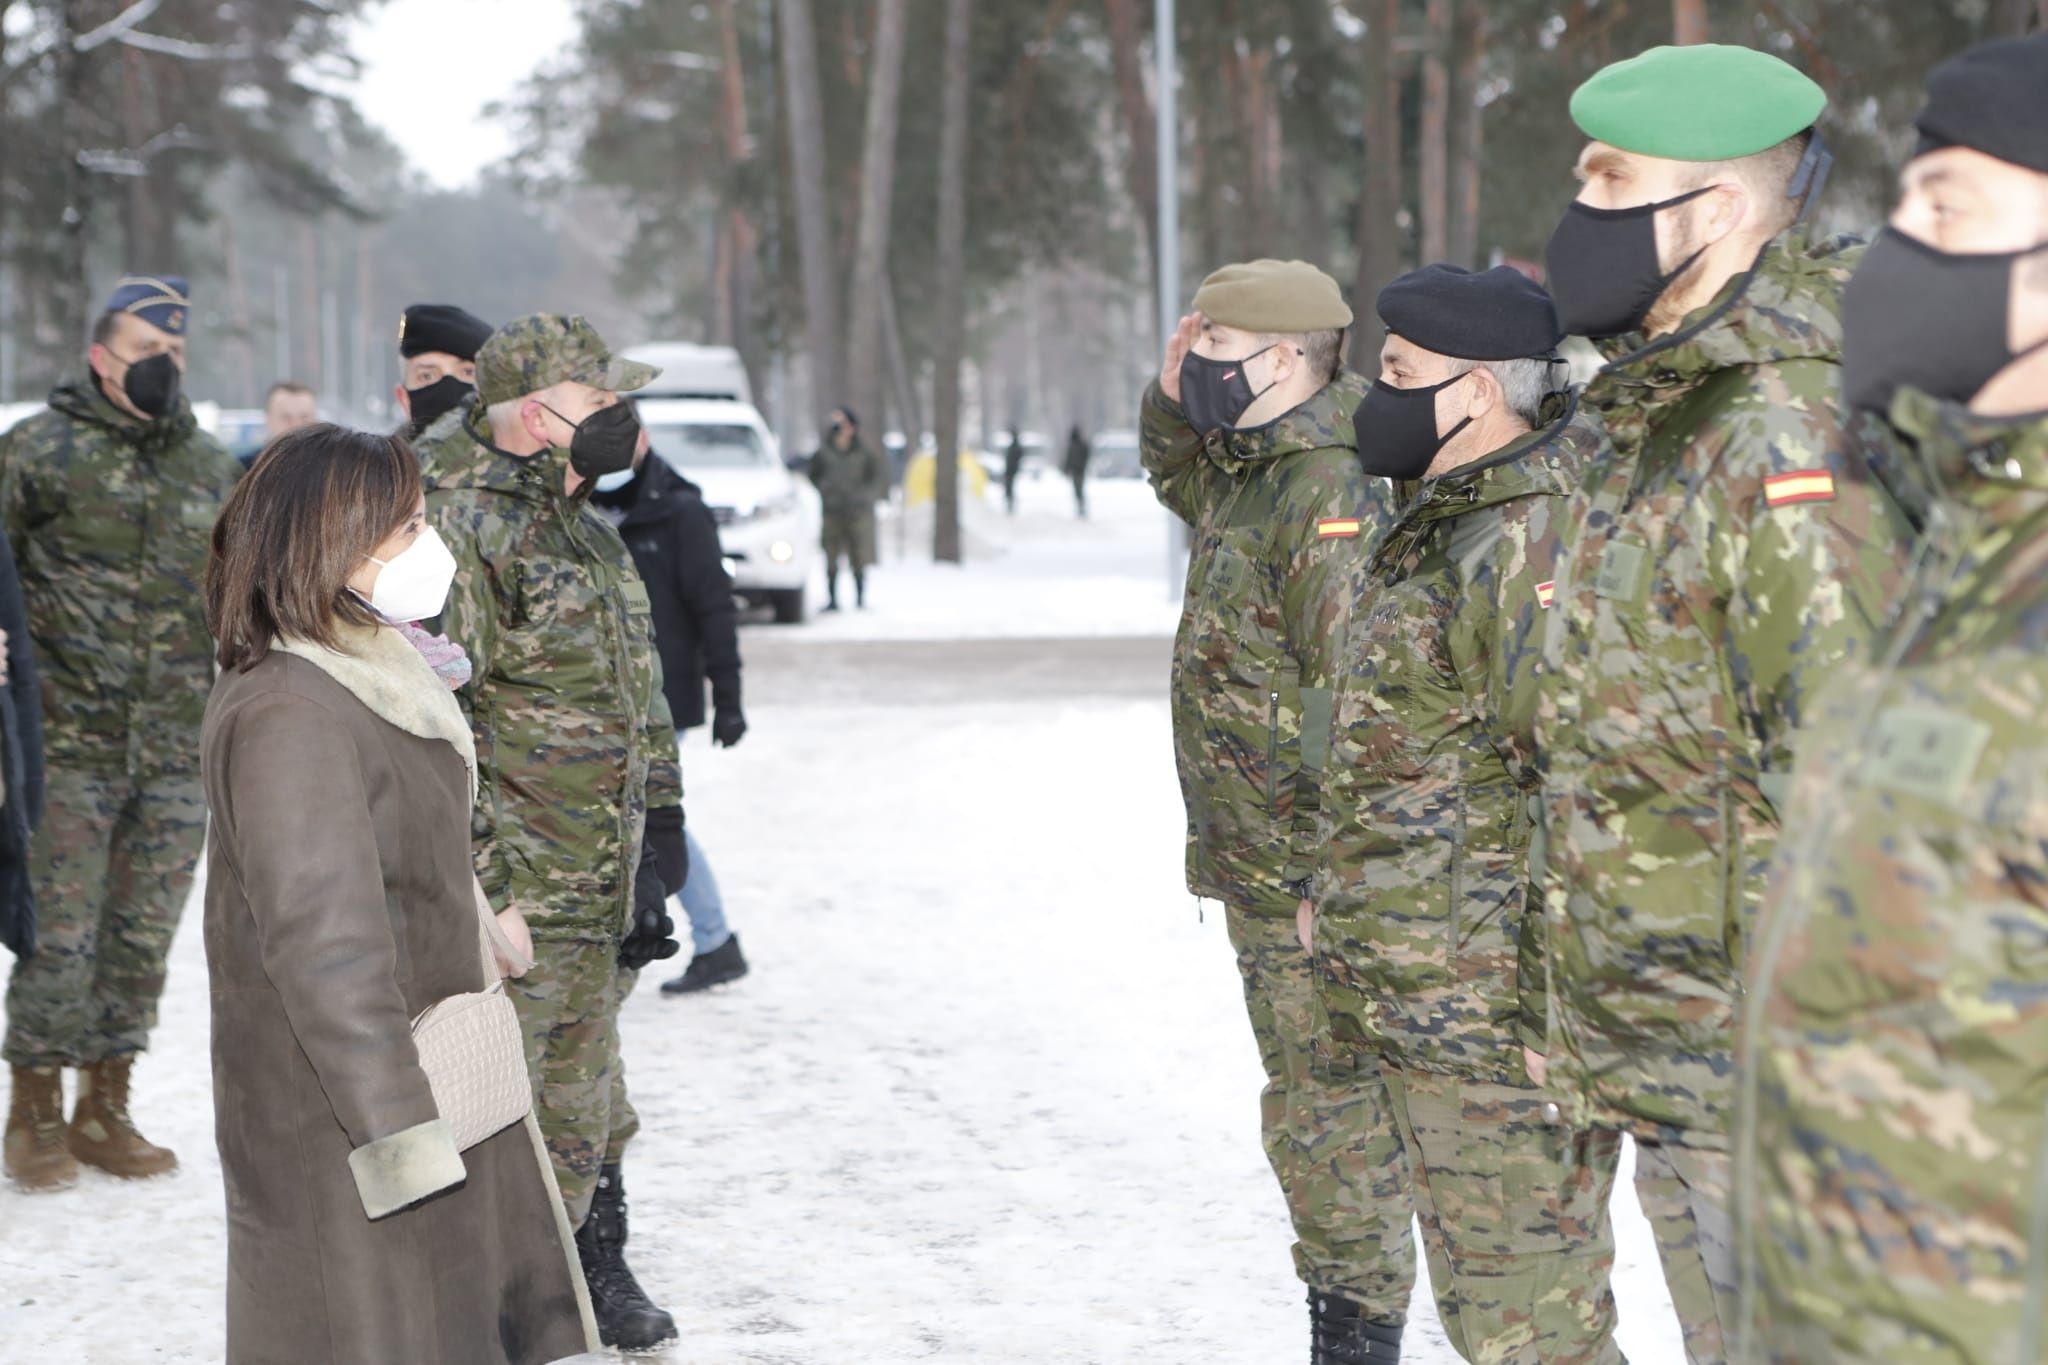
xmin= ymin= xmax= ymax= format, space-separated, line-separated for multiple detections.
xmin=200 ymin=425 xmax=597 ymax=1364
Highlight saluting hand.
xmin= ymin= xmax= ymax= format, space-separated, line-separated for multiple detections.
xmin=1296 ymin=896 xmax=1315 ymax=953
xmin=1159 ymin=312 xmax=1203 ymax=405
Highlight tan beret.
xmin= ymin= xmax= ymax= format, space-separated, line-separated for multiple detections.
xmin=1191 ymin=259 xmax=1354 ymax=333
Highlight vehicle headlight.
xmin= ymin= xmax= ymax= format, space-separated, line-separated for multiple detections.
xmin=768 ymin=540 xmax=795 ymax=564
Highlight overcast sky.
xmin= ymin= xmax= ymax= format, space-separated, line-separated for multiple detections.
xmin=345 ymin=0 xmax=579 ymax=190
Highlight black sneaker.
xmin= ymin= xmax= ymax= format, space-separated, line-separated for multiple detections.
xmin=660 ymin=934 xmax=750 ymax=996
xmin=575 ymin=1164 xmax=678 ymax=1354
xmin=1309 ymin=1288 xmax=1403 ymax=1364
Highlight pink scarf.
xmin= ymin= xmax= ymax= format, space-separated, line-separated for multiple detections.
xmin=395 ymin=620 xmax=473 ymax=691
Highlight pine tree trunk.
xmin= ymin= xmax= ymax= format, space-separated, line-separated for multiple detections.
xmin=1673 ymin=0 xmax=1709 ymax=44
xmin=712 ymin=0 xmax=756 ymax=366
xmin=55 ymin=0 xmax=90 ymax=352
xmin=1104 ymin=0 xmax=1157 ymax=288
xmin=932 ymin=0 xmax=973 ymax=564
xmin=1419 ymin=0 xmax=1451 ymax=265
xmin=843 ymin=0 xmax=911 ymax=445
xmin=1350 ymin=0 xmax=1405 ymax=371
xmin=1447 ymin=0 xmax=1486 ymax=268
xmin=776 ymin=0 xmax=843 ymax=435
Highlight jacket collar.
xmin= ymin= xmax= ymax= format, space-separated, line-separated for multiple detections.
xmin=1890 ymin=386 xmax=2048 ymax=528
xmin=47 ymin=376 xmax=197 ymax=451
xmin=1200 ymin=371 xmax=1367 ymax=476
xmin=274 ymin=624 xmax=477 ymax=797
xmin=420 ymin=402 xmax=572 ymax=507
xmin=1589 ymin=229 xmax=1858 ymax=402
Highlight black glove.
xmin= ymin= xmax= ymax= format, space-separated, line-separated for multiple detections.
xmin=618 ymin=843 xmax=681 ymax=970
xmin=642 ymin=804 xmax=688 ymax=896
xmin=712 ymin=706 xmax=748 ymax=748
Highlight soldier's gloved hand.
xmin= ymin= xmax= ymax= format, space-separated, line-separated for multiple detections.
xmin=642 ymin=805 xmax=688 ymax=896
xmin=712 ymin=706 xmax=748 ymax=748
xmin=618 ymin=844 xmax=681 ymax=970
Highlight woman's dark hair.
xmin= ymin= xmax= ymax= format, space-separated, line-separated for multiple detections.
xmin=206 ymin=423 xmax=422 ymax=671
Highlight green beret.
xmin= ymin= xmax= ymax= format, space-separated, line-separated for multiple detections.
xmin=1191 ymin=259 xmax=1353 ymax=333
xmin=1571 ymin=44 xmax=1825 ymax=162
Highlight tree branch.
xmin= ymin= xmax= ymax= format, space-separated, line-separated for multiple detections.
xmin=71 ymin=0 xmax=164 ymax=53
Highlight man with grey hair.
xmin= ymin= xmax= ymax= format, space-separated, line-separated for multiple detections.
xmin=1307 ymin=263 xmax=1626 ymax=1361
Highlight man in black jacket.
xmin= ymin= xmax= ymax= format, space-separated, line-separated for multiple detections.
xmin=588 ymin=427 xmax=753 ymax=995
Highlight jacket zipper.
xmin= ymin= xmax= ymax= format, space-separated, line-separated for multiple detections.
xmin=1266 ymin=687 xmax=1280 ymax=816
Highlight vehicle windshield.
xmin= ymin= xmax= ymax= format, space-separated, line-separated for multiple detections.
xmin=646 ymin=421 xmax=772 ymax=470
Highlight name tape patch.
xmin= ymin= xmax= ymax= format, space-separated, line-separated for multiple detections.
xmin=1764 ymin=469 xmax=1836 ymax=508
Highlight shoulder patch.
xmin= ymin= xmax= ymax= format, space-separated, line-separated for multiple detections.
xmin=1763 ymin=469 xmax=1836 ymax=508
xmin=1317 ymin=517 xmax=1363 ymax=539
xmin=1535 ymin=580 xmax=1556 ymax=608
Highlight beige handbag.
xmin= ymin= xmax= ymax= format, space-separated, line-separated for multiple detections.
xmin=409 ymin=882 xmax=533 ymax=1152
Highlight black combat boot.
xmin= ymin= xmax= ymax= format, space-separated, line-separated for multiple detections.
xmin=660 ymin=933 xmax=749 ymax=996
xmin=1310 ymin=1288 xmax=1403 ymax=1364
xmin=575 ymin=1163 xmax=678 ymax=1354
xmin=854 ymin=570 xmax=867 ymax=609
xmin=823 ymin=569 xmax=841 ymax=613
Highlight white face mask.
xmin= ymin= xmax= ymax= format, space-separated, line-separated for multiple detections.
xmin=593 ymin=467 xmax=636 ymax=493
xmin=362 ymin=524 xmax=458 ymax=624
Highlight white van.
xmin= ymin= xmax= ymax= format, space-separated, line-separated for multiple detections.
xmin=623 ymin=342 xmax=753 ymax=406
xmin=637 ymin=396 xmax=821 ymax=624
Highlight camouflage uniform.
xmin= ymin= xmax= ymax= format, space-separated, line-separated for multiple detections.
xmin=418 ymin=390 xmax=680 ymax=1227
xmin=810 ymin=435 xmax=886 ymax=570
xmin=1141 ymin=373 xmax=1415 ymax=1317
xmin=1737 ymin=392 xmax=2048 ymax=1365
xmin=0 ymin=381 xmax=238 ymax=1067
xmin=1314 ymin=395 xmax=1622 ymax=1364
xmin=1528 ymin=231 xmax=1916 ymax=1360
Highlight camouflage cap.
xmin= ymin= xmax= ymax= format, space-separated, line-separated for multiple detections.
xmin=475 ymin=313 xmax=660 ymax=407
xmin=1192 ymin=259 xmax=1354 ymax=333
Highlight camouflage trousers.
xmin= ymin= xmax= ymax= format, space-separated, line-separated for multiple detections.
xmin=1634 ymin=1140 xmax=1737 ymax=1365
xmin=1225 ymin=903 xmax=1415 ymax=1317
xmin=3 ymin=763 xmax=205 ymax=1067
xmin=1383 ymin=1067 xmax=1624 ymax=1365
xmin=510 ymin=938 xmax=642 ymax=1229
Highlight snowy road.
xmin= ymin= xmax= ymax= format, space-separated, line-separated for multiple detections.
xmin=1 ymin=479 xmax=1684 ymax=1362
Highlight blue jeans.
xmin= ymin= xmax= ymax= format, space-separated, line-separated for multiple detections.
xmin=677 ymin=826 xmax=731 ymax=956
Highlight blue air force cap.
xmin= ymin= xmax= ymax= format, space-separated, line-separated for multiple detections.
xmin=103 ymin=275 xmax=191 ymax=336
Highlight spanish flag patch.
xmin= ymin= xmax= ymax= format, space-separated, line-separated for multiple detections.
xmin=1763 ymin=469 xmax=1836 ymax=508
xmin=1317 ymin=517 xmax=1363 ymax=539
xmin=1535 ymin=580 xmax=1556 ymax=608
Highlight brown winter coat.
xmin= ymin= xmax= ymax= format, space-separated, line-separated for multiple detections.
xmin=200 ymin=624 xmax=597 ymax=1365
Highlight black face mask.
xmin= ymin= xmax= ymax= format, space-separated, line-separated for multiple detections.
xmin=1544 ymin=186 xmax=1715 ymax=340
xmin=1354 ymin=372 xmax=1474 ymax=481
xmin=543 ymin=401 xmax=642 ymax=479
xmin=1178 ymin=345 xmax=1278 ymax=435
xmin=1843 ymin=227 xmax=2048 ymax=416
xmin=114 ymin=351 xmax=181 ymax=420
xmin=405 ymin=375 xmax=474 ymax=434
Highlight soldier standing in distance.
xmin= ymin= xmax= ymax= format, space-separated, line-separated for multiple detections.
xmin=1140 ymin=258 xmax=1411 ymax=1365
xmin=1309 ymin=265 xmax=1622 ymax=1364
xmin=1739 ymin=32 xmax=2048 ymax=1365
xmin=1 ymin=276 xmax=241 ymax=1192
xmin=810 ymin=405 xmax=886 ymax=612
xmin=417 ymin=314 xmax=687 ymax=1354
xmin=1526 ymin=45 xmax=1916 ymax=1362
xmin=394 ymin=303 xmax=491 ymax=442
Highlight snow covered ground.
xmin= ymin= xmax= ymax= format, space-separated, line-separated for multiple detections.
xmin=0 ymin=472 xmax=1686 ymax=1363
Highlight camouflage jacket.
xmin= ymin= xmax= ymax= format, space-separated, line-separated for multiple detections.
xmin=1736 ymin=392 xmax=2048 ymax=1365
xmin=419 ymin=406 xmax=682 ymax=944
xmin=1142 ymin=374 xmax=1392 ymax=916
xmin=810 ymin=436 xmax=887 ymax=521
xmin=1531 ymin=230 xmax=1916 ymax=1145
xmin=0 ymin=380 xmax=239 ymax=773
xmin=1314 ymin=396 xmax=1603 ymax=1083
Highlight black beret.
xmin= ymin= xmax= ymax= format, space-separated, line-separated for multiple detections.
xmin=399 ymin=303 xmax=493 ymax=361
xmin=1376 ymin=264 xmax=1563 ymax=362
xmin=1914 ymin=33 xmax=2048 ymax=173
